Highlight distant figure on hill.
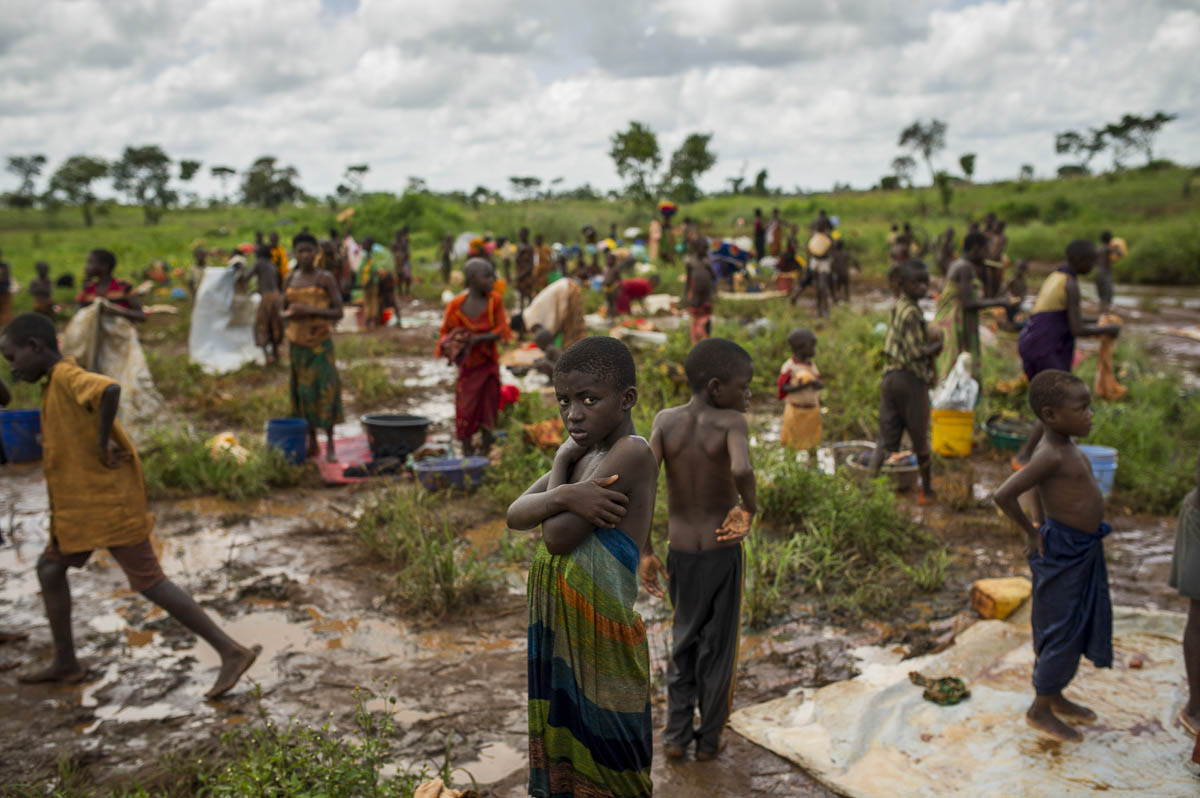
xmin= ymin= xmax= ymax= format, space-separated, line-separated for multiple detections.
xmin=77 ymin=248 xmax=146 ymax=323
xmin=0 ymin=251 xmax=11 ymax=329
xmin=30 ymin=261 xmax=53 ymax=318
xmin=250 ymin=245 xmax=283 ymax=364
xmin=440 ymin=234 xmax=454 ymax=285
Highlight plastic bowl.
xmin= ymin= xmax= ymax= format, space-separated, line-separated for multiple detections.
xmin=984 ymin=414 xmax=1033 ymax=452
xmin=361 ymin=414 xmax=431 ymax=460
xmin=413 ymin=456 xmax=490 ymax=491
xmin=840 ymin=441 xmax=920 ymax=492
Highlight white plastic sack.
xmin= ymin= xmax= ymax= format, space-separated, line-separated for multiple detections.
xmin=932 ymin=352 xmax=978 ymax=410
xmin=61 ymin=301 xmax=165 ymax=436
xmin=189 ymin=266 xmax=263 ymax=374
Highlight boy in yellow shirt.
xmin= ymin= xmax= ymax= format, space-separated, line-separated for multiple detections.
xmin=1 ymin=313 xmax=258 ymax=698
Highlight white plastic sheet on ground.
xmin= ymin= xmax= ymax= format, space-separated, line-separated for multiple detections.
xmin=730 ymin=606 xmax=1193 ymax=797
xmin=61 ymin=301 xmax=166 ymax=437
xmin=189 ymin=266 xmax=263 ymax=374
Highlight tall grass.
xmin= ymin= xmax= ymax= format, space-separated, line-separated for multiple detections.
xmin=141 ymin=428 xmax=303 ymax=500
xmin=355 ymin=487 xmax=501 ymax=616
xmin=744 ymin=449 xmax=943 ymax=625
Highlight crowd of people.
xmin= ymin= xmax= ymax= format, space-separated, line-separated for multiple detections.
xmin=1 ymin=197 xmax=1194 ymax=798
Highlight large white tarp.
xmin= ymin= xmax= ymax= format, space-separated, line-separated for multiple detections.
xmin=61 ymin=301 xmax=165 ymax=437
xmin=189 ymin=266 xmax=263 ymax=374
xmin=730 ymin=606 xmax=1193 ymax=797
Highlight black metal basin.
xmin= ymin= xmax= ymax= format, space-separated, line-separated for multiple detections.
xmin=361 ymin=414 xmax=432 ymax=460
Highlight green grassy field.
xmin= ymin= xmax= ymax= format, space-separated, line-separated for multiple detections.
xmin=1 ymin=164 xmax=1197 ymax=317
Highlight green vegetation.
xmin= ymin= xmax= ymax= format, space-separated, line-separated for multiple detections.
xmin=142 ymin=429 xmax=303 ymax=501
xmin=355 ymin=487 xmax=501 ymax=616
xmin=6 ymin=689 xmax=438 ymax=798
xmin=746 ymin=449 xmax=942 ymax=625
xmin=2 ymin=166 xmax=1197 ymax=314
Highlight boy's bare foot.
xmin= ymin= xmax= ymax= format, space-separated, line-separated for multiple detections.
xmin=663 ymin=743 xmax=686 ymax=760
xmin=1026 ymin=707 xmax=1082 ymax=741
xmin=205 ymin=644 xmax=260 ymax=699
xmin=19 ymin=662 xmax=87 ymax=684
xmin=1050 ymin=694 xmax=1096 ymax=721
xmin=0 ymin=629 xmax=29 ymax=643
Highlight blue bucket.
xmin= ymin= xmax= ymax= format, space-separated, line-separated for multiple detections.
xmin=0 ymin=409 xmax=42 ymax=463
xmin=1079 ymin=444 xmax=1118 ymax=499
xmin=265 ymin=418 xmax=308 ymax=465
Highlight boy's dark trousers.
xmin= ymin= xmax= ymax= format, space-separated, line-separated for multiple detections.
xmin=664 ymin=543 xmax=743 ymax=754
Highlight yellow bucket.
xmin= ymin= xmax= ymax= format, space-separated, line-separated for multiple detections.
xmin=931 ymin=409 xmax=974 ymax=457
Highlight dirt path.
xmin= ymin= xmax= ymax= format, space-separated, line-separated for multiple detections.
xmin=0 ymin=290 xmax=1190 ymax=796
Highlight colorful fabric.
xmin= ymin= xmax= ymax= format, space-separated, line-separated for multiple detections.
xmin=615 ymin=278 xmax=654 ymax=315
xmin=270 ymin=245 xmax=289 ymax=283
xmin=285 ymin=283 xmax=335 ymax=349
xmin=1029 ymin=517 xmax=1113 ymax=695
xmin=41 ymin=358 xmax=153 ymax=553
xmin=77 ymin=277 xmax=134 ymax=310
xmin=528 ymin=528 xmax=653 ymax=798
xmin=454 ymin=361 xmax=500 ymax=441
xmin=781 ymin=404 xmax=822 ymax=450
xmin=437 ymin=291 xmax=511 ymax=370
xmin=777 ymin=358 xmax=820 ymax=407
xmin=289 ymin=336 xmax=344 ymax=431
xmin=1170 ymin=491 xmax=1200 ymax=600
xmin=1019 ymin=266 xmax=1075 ymax=381
xmin=884 ymin=295 xmax=936 ymax=386
xmin=255 ymin=290 xmax=284 ymax=347
xmin=689 ymin=303 xmax=712 ymax=346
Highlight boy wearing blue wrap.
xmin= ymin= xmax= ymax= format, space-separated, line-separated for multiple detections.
xmin=993 ymin=369 xmax=1112 ymax=741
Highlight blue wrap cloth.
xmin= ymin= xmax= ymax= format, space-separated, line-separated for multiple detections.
xmin=1029 ymin=517 xmax=1113 ymax=695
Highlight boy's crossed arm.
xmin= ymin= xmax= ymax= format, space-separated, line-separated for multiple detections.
xmin=507 ymin=437 xmax=656 ymax=557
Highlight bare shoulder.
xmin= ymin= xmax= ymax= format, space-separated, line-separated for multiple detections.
xmin=652 ymin=404 xmax=686 ymax=430
xmin=710 ymin=406 xmax=749 ymax=432
xmin=609 ymin=435 xmax=657 ymax=475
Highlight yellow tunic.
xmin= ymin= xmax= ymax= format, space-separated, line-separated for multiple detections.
xmin=1031 ymin=271 xmax=1070 ymax=314
xmin=42 ymin=358 xmax=153 ymax=553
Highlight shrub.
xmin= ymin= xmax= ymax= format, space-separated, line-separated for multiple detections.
xmin=142 ymin=428 xmax=303 ymax=500
xmin=1115 ymin=220 xmax=1200 ymax=284
xmin=355 ymin=487 xmax=501 ymax=616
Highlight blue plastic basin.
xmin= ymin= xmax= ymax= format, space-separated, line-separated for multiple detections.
xmin=0 ymin=409 xmax=42 ymax=463
xmin=1079 ymin=444 xmax=1118 ymax=499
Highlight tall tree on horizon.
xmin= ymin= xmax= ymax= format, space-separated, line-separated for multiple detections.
xmin=6 ymin=154 xmax=47 ymax=209
xmin=111 ymin=145 xmax=174 ymax=224
xmin=609 ymin=121 xmax=661 ymax=203
xmin=898 ymin=119 xmax=947 ymax=185
xmin=48 ymin=155 xmax=108 ymax=226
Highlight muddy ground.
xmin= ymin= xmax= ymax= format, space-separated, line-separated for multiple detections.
xmin=0 ymin=282 xmax=1194 ymax=796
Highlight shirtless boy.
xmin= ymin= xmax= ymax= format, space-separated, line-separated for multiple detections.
xmin=643 ymin=337 xmax=756 ymax=761
xmin=1 ymin=314 xmax=258 ymax=698
xmin=686 ymin=240 xmax=715 ymax=345
xmin=993 ymin=370 xmax=1113 ymax=741
xmin=507 ymin=336 xmax=657 ymax=797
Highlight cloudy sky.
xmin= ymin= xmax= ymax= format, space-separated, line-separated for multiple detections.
xmin=2 ymin=0 xmax=1197 ymax=200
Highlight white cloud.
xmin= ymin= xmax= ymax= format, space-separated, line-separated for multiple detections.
xmin=0 ymin=0 xmax=1196 ymax=201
